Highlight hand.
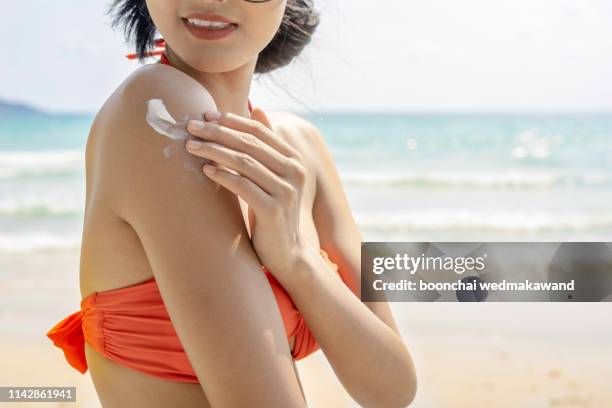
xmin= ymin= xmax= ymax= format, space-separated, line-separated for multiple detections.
xmin=185 ymin=107 xmax=309 ymax=281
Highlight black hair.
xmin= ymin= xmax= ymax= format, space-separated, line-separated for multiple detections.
xmin=107 ymin=0 xmax=320 ymax=74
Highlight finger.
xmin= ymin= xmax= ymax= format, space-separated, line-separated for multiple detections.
xmin=188 ymin=141 xmax=294 ymax=198
xmin=202 ymin=109 xmax=301 ymax=160
xmin=202 ymin=164 xmax=271 ymax=215
xmin=187 ymin=121 xmax=299 ymax=179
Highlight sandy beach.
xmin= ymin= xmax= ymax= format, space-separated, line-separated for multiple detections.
xmin=3 ymin=321 xmax=612 ymax=407
xmin=2 ymin=249 xmax=612 ymax=407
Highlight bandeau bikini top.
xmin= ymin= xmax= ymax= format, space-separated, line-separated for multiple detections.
xmin=46 ymin=41 xmax=347 ymax=383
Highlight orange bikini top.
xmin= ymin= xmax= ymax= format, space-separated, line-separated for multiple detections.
xmin=47 ymin=248 xmax=342 ymax=383
xmin=47 ymin=43 xmax=346 ymax=383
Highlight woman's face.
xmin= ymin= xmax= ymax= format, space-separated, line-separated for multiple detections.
xmin=146 ymin=0 xmax=287 ymax=73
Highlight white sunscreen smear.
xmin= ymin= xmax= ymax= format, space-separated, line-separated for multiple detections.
xmin=145 ymin=99 xmax=190 ymax=143
xmin=145 ymin=98 xmax=217 ymax=188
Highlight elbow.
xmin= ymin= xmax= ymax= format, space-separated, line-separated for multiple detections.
xmin=383 ymin=369 xmax=418 ymax=408
xmin=355 ymin=361 xmax=418 ymax=408
xmin=357 ymin=383 xmax=417 ymax=408
xmin=383 ymin=349 xmax=418 ymax=407
xmin=400 ymin=354 xmax=418 ymax=407
xmin=395 ymin=373 xmax=417 ymax=408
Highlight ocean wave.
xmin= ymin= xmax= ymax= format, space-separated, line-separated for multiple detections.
xmin=511 ymin=128 xmax=552 ymax=160
xmin=355 ymin=209 xmax=612 ymax=232
xmin=0 ymin=232 xmax=81 ymax=253
xmin=0 ymin=203 xmax=83 ymax=218
xmin=0 ymin=150 xmax=84 ymax=179
xmin=3 ymin=209 xmax=610 ymax=253
xmin=341 ymin=169 xmax=611 ymax=188
xmin=0 ymin=192 xmax=83 ymax=218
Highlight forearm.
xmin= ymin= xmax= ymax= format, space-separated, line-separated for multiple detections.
xmin=277 ymin=246 xmax=417 ymax=408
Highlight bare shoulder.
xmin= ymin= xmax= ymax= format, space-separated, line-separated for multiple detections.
xmin=92 ymin=63 xmax=215 ymax=136
xmin=264 ymin=110 xmax=329 ymax=168
xmin=86 ymin=63 xmax=218 ymax=216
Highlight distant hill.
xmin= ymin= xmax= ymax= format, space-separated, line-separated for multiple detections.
xmin=0 ymin=99 xmax=48 ymax=116
xmin=0 ymin=99 xmax=92 ymax=118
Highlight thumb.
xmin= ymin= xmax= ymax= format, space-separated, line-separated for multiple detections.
xmin=250 ymin=106 xmax=273 ymax=130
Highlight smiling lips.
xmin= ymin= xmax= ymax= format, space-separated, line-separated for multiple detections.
xmin=183 ymin=13 xmax=238 ymax=40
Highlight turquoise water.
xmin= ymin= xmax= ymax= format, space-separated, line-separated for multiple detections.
xmin=1 ymin=110 xmax=611 ymax=252
xmin=307 ymin=112 xmax=612 ymax=186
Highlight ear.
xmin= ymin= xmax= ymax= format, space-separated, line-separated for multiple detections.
xmin=250 ymin=106 xmax=273 ymax=131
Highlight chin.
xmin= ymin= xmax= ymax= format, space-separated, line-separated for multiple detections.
xmin=188 ymin=55 xmax=253 ymax=74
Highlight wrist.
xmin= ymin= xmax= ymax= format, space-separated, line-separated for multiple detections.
xmin=277 ymin=239 xmax=318 ymax=289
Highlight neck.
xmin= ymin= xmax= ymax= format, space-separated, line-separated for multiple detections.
xmin=164 ymin=46 xmax=254 ymax=118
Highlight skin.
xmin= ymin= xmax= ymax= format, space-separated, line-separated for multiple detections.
xmin=80 ymin=0 xmax=416 ymax=406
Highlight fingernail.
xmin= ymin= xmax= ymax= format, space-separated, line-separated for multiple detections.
xmin=188 ymin=120 xmax=205 ymax=132
xmin=203 ymin=164 xmax=216 ymax=175
xmin=204 ymin=111 xmax=222 ymax=121
xmin=186 ymin=140 xmax=203 ymax=149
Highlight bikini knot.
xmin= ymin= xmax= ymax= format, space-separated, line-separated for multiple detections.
xmin=126 ymin=38 xmax=166 ymax=60
xmin=46 ymin=310 xmax=87 ymax=373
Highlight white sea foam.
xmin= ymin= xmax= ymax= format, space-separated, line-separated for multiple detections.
xmin=512 ymin=128 xmax=552 ymax=160
xmin=0 ymin=232 xmax=81 ymax=253
xmin=0 ymin=197 xmax=83 ymax=217
xmin=0 ymin=182 xmax=83 ymax=216
xmin=354 ymin=209 xmax=612 ymax=232
xmin=0 ymin=150 xmax=83 ymax=179
xmin=2 ymin=209 xmax=610 ymax=253
xmin=340 ymin=169 xmax=611 ymax=188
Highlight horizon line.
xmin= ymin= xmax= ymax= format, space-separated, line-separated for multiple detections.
xmin=2 ymin=98 xmax=611 ymax=117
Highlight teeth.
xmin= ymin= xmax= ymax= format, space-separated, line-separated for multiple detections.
xmin=187 ymin=18 xmax=232 ymax=28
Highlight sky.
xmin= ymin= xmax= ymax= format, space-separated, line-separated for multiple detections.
xmin=1 ymin=0 xmax=611 ymax=114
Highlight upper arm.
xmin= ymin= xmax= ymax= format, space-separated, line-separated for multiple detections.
xmin=306 ymin=119 xmax=402 ymax=334
xmin=97 ymin=66 xmax=305 ymax=407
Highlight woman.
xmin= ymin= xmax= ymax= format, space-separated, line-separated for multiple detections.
xmin=47 ymin=0 xmax=417 ymax=406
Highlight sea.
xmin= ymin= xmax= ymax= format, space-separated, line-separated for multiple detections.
xmin=2 ymin=109 xmax=610 ymax=256
xmin=2 ymin=108 xmax=612 ymax=407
